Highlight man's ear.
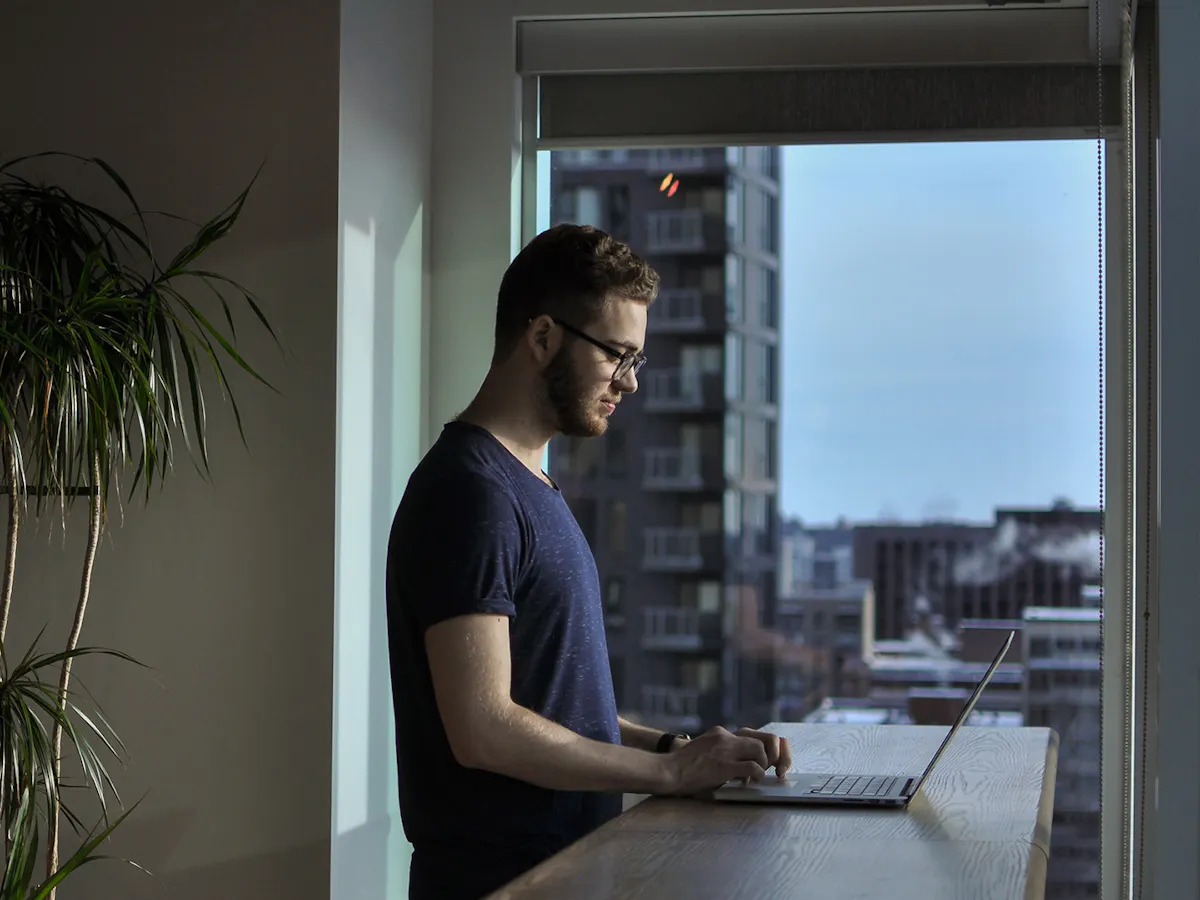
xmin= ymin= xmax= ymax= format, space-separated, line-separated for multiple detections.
xmin=526 ymin=314 xmax=559 ymax=364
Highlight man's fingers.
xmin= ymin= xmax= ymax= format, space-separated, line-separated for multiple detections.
xmin=776 ymin=736 xmax=793 ymax=775
xmin=733 ymin=735 xmax=770 ymax=770
xmin=736 ymin=728 xmax=781 ymax=768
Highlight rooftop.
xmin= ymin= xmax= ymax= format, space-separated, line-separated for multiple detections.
xmin=1024 ymin=607 xmax=1103 ymax=623
xmin=803 ymin=699 xmax=1024 ymax=728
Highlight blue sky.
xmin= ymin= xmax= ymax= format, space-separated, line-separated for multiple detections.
xmin=778 ymin=141 xmax=1103 ymax=523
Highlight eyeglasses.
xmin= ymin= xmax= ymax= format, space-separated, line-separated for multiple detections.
xmin=548 ymin=318 xmax=647 ymax=382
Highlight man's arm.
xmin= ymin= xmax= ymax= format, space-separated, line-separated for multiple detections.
xmin=617 ymin=716 xmax=687 ymax=753
xmin=427 ymin=614 xmax=678 ymax=794
xmin=425 ymin=614 xmax=771 ymax=795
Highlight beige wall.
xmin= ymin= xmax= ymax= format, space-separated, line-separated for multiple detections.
xmin=3 ymin=1 xmax=347 ymax=897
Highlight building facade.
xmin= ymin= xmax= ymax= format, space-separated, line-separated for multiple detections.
xmin=548 ymin=146 xmax=783 ymax=732
xmin=853 ymin=502 xmax=1102 ymax=641
xmin=1023 ymin=604 xmax=1102 ymax=899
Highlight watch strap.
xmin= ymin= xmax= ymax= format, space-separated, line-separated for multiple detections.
xmin=655 ymin=731 xmax=689 ymax=753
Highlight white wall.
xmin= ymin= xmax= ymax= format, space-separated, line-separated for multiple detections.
xmin=334 ymin=0 xmax=432 ymax=898
xmin=2 ymin=2 xmax=341 ymax=897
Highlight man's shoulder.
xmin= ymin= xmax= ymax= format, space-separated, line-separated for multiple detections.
xmin=395 ymin=427 xmax=527 ymax=525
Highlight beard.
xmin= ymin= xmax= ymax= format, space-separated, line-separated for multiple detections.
xmin=541 ymin=345 xmax=612 ymax=438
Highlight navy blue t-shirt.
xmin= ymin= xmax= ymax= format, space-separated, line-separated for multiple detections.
xmin=386 ymin=421 xmax=623 ymax=900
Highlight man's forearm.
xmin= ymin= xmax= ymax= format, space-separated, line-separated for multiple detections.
xmin=466 ymin=704 xmax=676 ymax=794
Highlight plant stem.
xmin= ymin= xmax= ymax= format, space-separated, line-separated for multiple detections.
xmin=46 ymin=452 xmax=103 ymax=895
xmin=0 ymin=438 xmax=18 ymax=644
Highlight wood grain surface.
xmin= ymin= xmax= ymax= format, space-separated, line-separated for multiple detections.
xmin=487 ymin=724 xmax=1058 ymax=900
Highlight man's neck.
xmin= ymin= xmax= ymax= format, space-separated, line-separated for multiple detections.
xmin=458 ymin=373 xmax=554 ymax=477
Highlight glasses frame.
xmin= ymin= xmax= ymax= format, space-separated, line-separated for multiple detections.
xmin=543 ymin=317 xmax=647 ymax=382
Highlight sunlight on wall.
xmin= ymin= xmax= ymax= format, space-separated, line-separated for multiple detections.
xmin=335 ymin=216 xmax=377 ymax=836
xmin=334 ymin=204 xmax=424 ymax=898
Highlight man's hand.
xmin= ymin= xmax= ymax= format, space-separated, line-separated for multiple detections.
xmin=732 ymin=727 xmax=791 ymax=777
xmin=660 ymin=726 xmax=791 ymax=795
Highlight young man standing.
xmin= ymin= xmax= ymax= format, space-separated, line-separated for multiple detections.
xmin=386 ymin=225 xmax=790 ymax=900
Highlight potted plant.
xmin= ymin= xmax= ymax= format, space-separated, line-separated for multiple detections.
xmin=0 ymin=153 xmax=277 ymax=898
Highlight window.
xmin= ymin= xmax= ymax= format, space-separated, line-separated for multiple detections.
xmin=541 ymin=140 xmax=1108 ymax=894
xmin=725 ymin=254 xmax=744 ymax=323
xmin=682 ymin=501 xmax=721 ymax=532
xmin=605 ymin=428 xmax=627 ymax=475
xmin=605 ymin=577 xmax=625 ymax=616
xmin=609 ymin=654 xmax=625 ymax=706
xmin=561 ymin=185 xmax=604 ymax=228
xmin=572 ymin=498 xmax=598 ymax=548
xmin=742 ymin=416 xmax=776 ymax=481
xmin=726 ymin=177 xmax=744 ymax=244
xmin=681 ymin=344 xmax=722 ymax=376
xmin=608 ymin=500 xmax=627 ymax=552
xmin=761 ymin=268 xmax=779 ymax=329
xmin=685 ymin=186 xmax=724 ymax=216
xmin=724 ymin=333 xmax=743 ymax=400
xmin=696 ymin=581 xmax=722 ymax=614
xmin=724 ymin=413 xmax=742 ymax=480
xmin=746 ymin=340 xmax=777 ymax=405
xmin=701 ymin=264 xmax=724 ymax=294
xmin=723 ymin=489 xmax=741 ymax=538
xmin=606 ymin=185 xmax=630 ymax=240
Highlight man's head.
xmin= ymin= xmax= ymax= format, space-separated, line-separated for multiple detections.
xmin=493 ymin=224 xmax=659 ymax=438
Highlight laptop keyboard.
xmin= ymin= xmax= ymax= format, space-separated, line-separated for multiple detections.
xmin=809 ymin=775 xmax=897 ymax=798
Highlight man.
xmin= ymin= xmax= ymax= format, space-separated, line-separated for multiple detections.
xmin=386 ymin=224 xmax=791 ymax=900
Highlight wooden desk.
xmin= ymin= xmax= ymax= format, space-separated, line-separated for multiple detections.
xmin=488 ymin=723 xmax=1058 ymax=900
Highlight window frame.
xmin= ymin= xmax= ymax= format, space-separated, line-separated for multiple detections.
xmin=497 ymin=11 xmax=1169 ymax=900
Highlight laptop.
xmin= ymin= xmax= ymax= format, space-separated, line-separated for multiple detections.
xmin=712 ymin=629 xmax=1016 ymax=808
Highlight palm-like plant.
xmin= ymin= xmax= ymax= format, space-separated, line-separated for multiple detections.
xmin=0 ymin=153 xmax=277 ymax=897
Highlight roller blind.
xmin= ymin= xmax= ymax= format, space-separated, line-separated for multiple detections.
xmin=537 ymin=66 xmax=1121 ymax=147
xmin=519 ymin=9 xmax=1122 ymax=147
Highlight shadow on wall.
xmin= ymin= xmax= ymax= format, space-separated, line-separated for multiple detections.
xmin=69 ymin=812 xmax=328 ymax=900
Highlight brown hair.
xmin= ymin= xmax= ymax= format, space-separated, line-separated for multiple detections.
xmin=493 ymin=224 xmax=659 ymax=363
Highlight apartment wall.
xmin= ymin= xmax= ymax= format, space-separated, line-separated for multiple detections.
xmin=1 ymin=0 xmax=427 ymax=897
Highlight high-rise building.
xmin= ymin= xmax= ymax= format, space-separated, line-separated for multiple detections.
xmin=1023 ymin=603 xmax=1102 ymax=900
xmin=548 ymin=146 xmax=782 ymax=731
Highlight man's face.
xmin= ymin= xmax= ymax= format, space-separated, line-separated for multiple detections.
xmin=541 ymin=298 xmax=648 ymax=438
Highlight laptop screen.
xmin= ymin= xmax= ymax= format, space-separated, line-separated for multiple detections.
xmin=908 ymin=629 xmax=1016 ymax=797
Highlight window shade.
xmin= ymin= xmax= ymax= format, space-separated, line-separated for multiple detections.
xmin=538 ymin=66 xmax=1122 ymax=148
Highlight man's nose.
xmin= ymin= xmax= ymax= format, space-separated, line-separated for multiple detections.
xmin=614 ymin=369 xmax=639 ymax=394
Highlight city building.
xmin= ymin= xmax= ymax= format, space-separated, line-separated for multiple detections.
xmin=1023 ymin=603 xmax=1102 ymax=900
xmin=778 ymin=518 xmax=854 ymax=595
xmin=853 ymin=501 xmax=1102 ymax=641
xmin=772 ymin=580 xmax=874 ymax=720
xmin=547 ymin=146 xmax=782 ymax=732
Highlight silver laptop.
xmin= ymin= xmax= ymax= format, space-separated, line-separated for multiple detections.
xmin=713 ymin=629 xmax=1015 ymax=808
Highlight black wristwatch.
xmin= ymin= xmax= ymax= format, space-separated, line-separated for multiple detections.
xmin=655 ymin=731 xmax=690 ymax=753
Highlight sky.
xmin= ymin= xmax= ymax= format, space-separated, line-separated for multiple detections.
xmin=777 ymin=141 xmax=1103 ymax=524
xmin=540 ymin=140 xmax=1105 ymax=526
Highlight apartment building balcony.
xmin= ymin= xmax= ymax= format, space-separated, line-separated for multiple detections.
xmin=643 ymin=370 xmax=722 ymax=413
xmin=645 ymin=209 xmax=725 ymax=254
xmin=641 ymin=606 xmax=722 ymax=651
xmin=642 ymin=527 xmax=723 ymax=572
xmin=640 ymin=685 xmax=721 ymax=733
xmin=645 ymin=148 xmax=712 ymax=172
xmin=646 ymin=288 xmax=726 ymax=334
xmin=642 ymin=447 xmax=722 ymax=491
